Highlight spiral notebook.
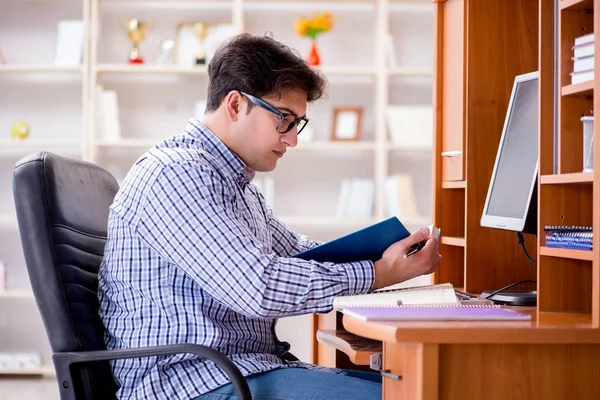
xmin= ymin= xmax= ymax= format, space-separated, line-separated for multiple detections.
xmin=332 ymin=283 xmax=459 ymax=310
xmin=342 ymin=305 xmax=531 ymax=321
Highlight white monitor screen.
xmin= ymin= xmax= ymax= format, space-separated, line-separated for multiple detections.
xmin=482 ymin=73 xmax=538 ymax=230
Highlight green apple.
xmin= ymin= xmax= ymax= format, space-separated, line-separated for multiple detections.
xmin=11 ymin=121 xmax=30 ymax=140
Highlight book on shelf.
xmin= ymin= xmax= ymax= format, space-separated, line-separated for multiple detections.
xmin=385 ymin=173 xmax=420 ymax=219
xmin=574 ymin=33 xmax=594 ymax=47
xmin=573 ymin=55 xmax=594 ymax=73
xmin=342 ymin=304 xmax=531 ymax=322
xmin=571 ymin=69 xmax=594 ymax=85
xmin=335 ymin=178 xmax=374 ymax=219
xmin=95 ymin=84 xmax=121 ymax=142
xmin=572 ymin=33 xmax=595 ymax=77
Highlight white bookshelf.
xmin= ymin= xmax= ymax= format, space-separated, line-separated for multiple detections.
xmin=95 ymin=64 xmax=209 ymax=75
xmin=0 ymin=365 xmax=55 ymax=377
xmin=0 ymin=0 xmax=433 ymax=372
xmin=0 ymin=65 xmax=84 ymax=74
xmin=0 ymin=290 xmax=35 ymax=300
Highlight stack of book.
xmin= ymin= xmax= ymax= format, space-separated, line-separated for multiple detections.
xmin=544 ymin=225 xmax=593 ymax=251
xmin=571 ymin=33 xmax=594 ymax=85
xmin=335 ymin=178 xmax=375 ymax=219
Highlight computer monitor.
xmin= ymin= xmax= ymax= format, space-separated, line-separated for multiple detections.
xmin=480 ymin=71 xmax=539 ymax=235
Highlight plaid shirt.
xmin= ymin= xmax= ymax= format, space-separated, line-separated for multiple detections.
xmin=97 ymin=119 xmax=375 ymax=399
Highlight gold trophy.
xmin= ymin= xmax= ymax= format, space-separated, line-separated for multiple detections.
xmin=125 ymin=19 xmax=149 ymax=64
xmin=193 ymin=22 xmax=208 ymax=65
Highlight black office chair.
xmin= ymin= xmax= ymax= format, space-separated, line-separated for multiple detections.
xmin=12 ymin=152 xmax=252 ymax=400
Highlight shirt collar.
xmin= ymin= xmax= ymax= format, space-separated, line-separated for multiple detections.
xmin=184 ymin=118 xmax=255 ymax=186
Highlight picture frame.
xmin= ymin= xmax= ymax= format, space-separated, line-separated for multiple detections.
xmin=331 ymin=107 xmax=363 ymax=141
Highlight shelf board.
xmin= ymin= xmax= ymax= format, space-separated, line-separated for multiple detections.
xmin=561 ymin=81 xmax=594 ymax=97
xmin=0 ymin=139 xmax=81 ymax=148
xmin=387 ymin=144 xmax=432 ymax=152
xmin=441 ymin=181 xmax=466 ymax=189
xmin=244 ymin=1 xmax=374 ymax=11
xmin=0 ymin=214 xmax=18 ymax=228
xmin=317 ymin=66 xmax=376 ymax=76
xmin=540 ymin=246 xmax=594 ymax=261
xmin=0 ymin=65 xmax=83 ymax=73
xmin=540 ymin=172 xmax=594 ymax=184
xmin=96 ymin=139 xmax=377 ymax=151
xmin=440 ymin=236 xmax=466 ymax=247
xmin=95 ymin=64 xmax=208 ymax=75
xmin=388 ymin=68 xmax=433 ymax=77
xmin=294 ymin=141 xmax=376 ymax=151
xmin=0 ymin=290 xmax=34 ymax=300
xmin=559 ymin=0 xmax=593 ymax=11
xmin=0 ymin=365 xmax=55 ymax=376
xmin=101 ymin=0 xmax=235 ymax=11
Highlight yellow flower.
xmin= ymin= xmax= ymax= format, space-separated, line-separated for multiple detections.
xmin=295 ymin=12 xmax=334 ymax=38
xmin=295 ymin=17 xmax=309 ymax=36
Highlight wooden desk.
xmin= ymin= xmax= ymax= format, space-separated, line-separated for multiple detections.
xmin=342 ymin=308 xmax=600 ymax=400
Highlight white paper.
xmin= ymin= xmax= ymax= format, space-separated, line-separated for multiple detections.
xmin=335 ymin=111 xmax=359 ymax=139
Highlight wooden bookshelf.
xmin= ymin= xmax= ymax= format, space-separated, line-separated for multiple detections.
xmin=540 ymin=247 xmax=595 ymax=262
xmin=539 ymin=0 xmax=599 ymax=326
xmin=441 ymin=180 xmax=466 ymax=189
xmin=440 ymin=236 xmax=466 ymax=247
xmin=561 ymin=80 xmax=594 ymax=96
xmin=541 ymin=172 xmax=594 ymax=184
xmin=560 ymin=0 xmax=594 ymax=12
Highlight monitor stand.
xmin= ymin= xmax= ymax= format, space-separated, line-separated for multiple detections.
xmin=480 ymin=290 xmax=537 ymax=307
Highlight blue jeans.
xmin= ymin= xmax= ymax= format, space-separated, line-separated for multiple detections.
xmin=195 ymin=368 xmax=382 ymax=400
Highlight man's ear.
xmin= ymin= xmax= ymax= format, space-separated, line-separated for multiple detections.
xmin=225 ymin=91 xmax=243 ymax=122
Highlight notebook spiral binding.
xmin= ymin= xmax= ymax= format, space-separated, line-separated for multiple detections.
xmin=346 ymin=304 xmax=501 ymax=308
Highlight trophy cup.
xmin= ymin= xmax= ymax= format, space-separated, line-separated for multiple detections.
xmin=125 ymin=19 xmax=149 ymax=64
xmin=193 ymin=22 xmax=208 ymax=65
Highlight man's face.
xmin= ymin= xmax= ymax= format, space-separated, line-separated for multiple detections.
xmin=234 ymin=87 xmax=307 ymax=172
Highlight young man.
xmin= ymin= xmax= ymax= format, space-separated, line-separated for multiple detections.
xmin=98 ymin=33 xmax=441 ymax=400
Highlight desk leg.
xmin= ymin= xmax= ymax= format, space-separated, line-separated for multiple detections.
xmin=383 ymin=342 xmax=439 ymax=400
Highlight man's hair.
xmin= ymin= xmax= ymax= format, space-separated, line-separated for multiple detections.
xmin=206 ymin=33 xmax=327 ymax=112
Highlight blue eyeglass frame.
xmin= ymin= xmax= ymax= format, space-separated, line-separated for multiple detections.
xmin=239 ymin=91 xmax=309 ymax=134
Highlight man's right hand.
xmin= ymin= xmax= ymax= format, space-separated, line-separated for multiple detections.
xmin=372 ymin=227 xmax=442 ymax=291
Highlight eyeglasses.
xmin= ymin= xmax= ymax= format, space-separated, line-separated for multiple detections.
xmin=240 ymin=91 xmax=309 ymax=135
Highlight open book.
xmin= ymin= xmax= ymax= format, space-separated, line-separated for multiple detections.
xmin=294 ymin=216 xmax=440 ymax=264
xmin=332 ymin=283 xmax=459 ymax=310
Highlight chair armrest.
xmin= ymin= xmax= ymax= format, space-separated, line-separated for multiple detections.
xmin=53 ymin=344 xmax=251 ymax=400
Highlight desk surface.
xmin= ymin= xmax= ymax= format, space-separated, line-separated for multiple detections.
xmin=343 ymin=307 xmax=600 ymax=344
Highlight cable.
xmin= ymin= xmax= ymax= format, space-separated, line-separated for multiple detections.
xmin=482 ymin=279 xmax=537 ymax=300
xmin=517 ymin=232 xmax=537 ymax=265
xmin=481 ymin=234 xmax=538 ymax=303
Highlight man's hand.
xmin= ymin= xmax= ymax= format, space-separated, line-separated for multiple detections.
xmin=372 ymin=227 xmax=442 ymax=290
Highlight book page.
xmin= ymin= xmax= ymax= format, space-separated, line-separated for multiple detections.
xmin=333 ymin=283 xmax=459 ymax=310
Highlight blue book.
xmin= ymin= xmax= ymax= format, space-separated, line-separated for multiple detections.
xmin=293 ymin=217 xmax=437 ymax=263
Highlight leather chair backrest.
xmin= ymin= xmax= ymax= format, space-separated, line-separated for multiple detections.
xmin=13 ymin=152 xmax=120 ymax=399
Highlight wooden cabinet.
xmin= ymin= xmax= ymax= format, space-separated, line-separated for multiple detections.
xmin=432 ymin=0 xmax=540 ymax=295
xmin=439 ymin=0 xmax=465 ymax=182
